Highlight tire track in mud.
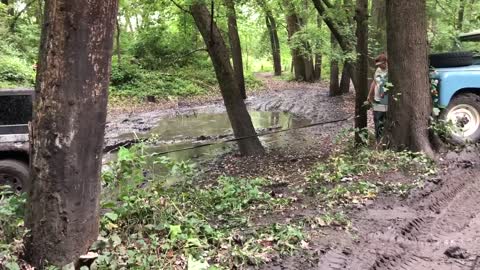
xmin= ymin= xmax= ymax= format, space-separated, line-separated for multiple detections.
xmin=314 ymin=167 xmax=480 ymax=270
xmin=363 ymin=169 xmax=480 ymax=270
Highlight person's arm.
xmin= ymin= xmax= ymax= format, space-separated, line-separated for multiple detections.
xmin=368 ymin=80 xmax=376 ymax=103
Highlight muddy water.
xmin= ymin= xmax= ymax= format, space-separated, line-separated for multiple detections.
xmin=106 ymin=111 xmax=311 ymax=178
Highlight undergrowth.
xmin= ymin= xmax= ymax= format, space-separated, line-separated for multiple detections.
xmin=307 ymin=129 xmax=437 ymax=206
xmin=109 ymin=62 xmax=263 ymax=104
xmin=95 ymin=145 xmax=302 ymax=269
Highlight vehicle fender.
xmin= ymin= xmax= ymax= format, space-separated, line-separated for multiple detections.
xmin=438 ymin=71 xmax=480 ymax=107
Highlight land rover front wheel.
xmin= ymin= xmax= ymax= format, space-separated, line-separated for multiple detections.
xmin=441 ymin=93 xmax=480 ymax=144
xmin=0 ymin=159 xmax=30 ymax=193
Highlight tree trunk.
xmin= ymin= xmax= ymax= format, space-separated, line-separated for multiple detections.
xmin=340 ymin=61 xmax=350 ymax=93
xmin=311 ymin=0 xmax=359 ymax=92
xmin=329 ymin=34 xmax=341 ymax=96
xmin=190 ymin=3 xmax=264 ymax=156
xmin=24 ymin=0 xmax=118 ymax=268
xmin=314 ymin=53 xmax=322 ymax=81
xmin=116 ymin=16 xmax=121 ymax=66
xmin=266 ymin=14 xmax=282 ymax=76
xmin=371 ymin=0 xmax=387 ymax=54
xmin=314 ymin=15 xmax=322 ymax=81
xmin=354 ymin=0 xmax=369 ymax=144
xmin=303 ymin=52 xmax=315 ymax=82
xmin=225 ymin=0 xmax=247 ymax=99
xmin=385 ymin=0 xmax=434 ymax=156
xmin=285 ymin=10 xmax=305 ymax=81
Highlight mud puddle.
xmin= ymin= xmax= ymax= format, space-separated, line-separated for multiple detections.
xmin=104 ymin=111 xmax=311 ymax=181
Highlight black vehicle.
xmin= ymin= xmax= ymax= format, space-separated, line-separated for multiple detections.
xmin=0 ymin=88 xmax=34 ymax=192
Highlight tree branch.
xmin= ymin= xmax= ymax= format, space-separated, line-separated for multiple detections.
xmin=321 ymin=0 xmax=334 ymax=9
xmin=170 ymin=0 xmax=191 ymax=14
xmin=311 ymin=0 xmax=350 ymax=52
xmin=9 ymin=0 xmax=36 ymax=31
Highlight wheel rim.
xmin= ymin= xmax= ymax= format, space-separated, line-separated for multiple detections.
xmin=0 ymin=173 xmax=24 ymax=193
xmin=446 ymin=104 xmax=480 ymax=138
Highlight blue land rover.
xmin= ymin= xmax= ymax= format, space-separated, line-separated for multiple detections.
xmin=430 ymin=30 xmax=480 ymax=143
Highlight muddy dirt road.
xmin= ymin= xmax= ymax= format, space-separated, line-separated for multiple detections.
xmin=104 ymin=74 xmax=354 ymax=154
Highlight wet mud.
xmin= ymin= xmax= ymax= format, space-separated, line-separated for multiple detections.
xmin=258 ymin=149 xmax=480 ymax=270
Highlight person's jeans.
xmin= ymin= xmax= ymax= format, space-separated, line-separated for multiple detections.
xmin=373 ymin=111 xmax=386 ymax=142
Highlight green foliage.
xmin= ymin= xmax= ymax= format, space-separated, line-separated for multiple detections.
xmin=0 ymin=55 xmax=34 ymax=87
xmin=0 ymin=187 xmax=26 ymax=268
xmin=307 ymin=129 xmax=437 ymax=206
xmin=95 ymin=145 xmax=303 ymax=269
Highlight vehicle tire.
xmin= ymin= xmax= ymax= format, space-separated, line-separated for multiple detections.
xmin=440 ymin=93 xmax=480 ymax=144
xmin=429 ymin=52 xmax=473 ymax=68
xmin=0 ymin=159 xmax=30 ymax=193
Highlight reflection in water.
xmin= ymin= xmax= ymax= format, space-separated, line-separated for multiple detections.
xmin=108 ymin=111 xmax=311 ymax=179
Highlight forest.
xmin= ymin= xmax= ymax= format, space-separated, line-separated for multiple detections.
xmin=1 ymin=0 xmax=480 ymax=269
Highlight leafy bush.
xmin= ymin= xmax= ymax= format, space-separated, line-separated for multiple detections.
xmin=0 ymin=187 xmax=26 ymax=269
xmin=0 ymin=55 xmax=34 ymax=87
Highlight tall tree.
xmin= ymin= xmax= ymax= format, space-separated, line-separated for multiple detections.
xmin=24 ymin=0 xmax=119 ymax=268
xmin=329 ymin=34 xmax=341 ymax=96
xmin=225 ymin=0 xmax=247 ymax=99
xmin=313 ymin=15 xmax=322 ymax=81
xmin=371 ymin=0 xmax=387 ymax=54
xmin=354 ymin=0 xmax=369 ymax=143
xmin=116 ymin=16 xmax=122 ymax=66
xmin=385 ymin=0 xmax=434 ymax=156
xmin=339 ymin=62 xmax=351 ymax=93
xmin=259 ymin=0 xmax=282 ymax=76
xmin=311 ymin=0 xmax=358 ymax=88
xmin=190 ymin=2 xmax=265 ymax=156
xmin=284 ymin=1 xmax=314 ymax=82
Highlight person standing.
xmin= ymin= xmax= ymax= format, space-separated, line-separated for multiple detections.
xmin=368 ymin=53 xmax=388 ymax=142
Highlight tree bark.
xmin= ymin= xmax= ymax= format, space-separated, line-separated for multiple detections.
xmin=354 ymin=0 xmax=369 ymax=144
xmin=329 ymin=34 xmax=341 ymax=96
xmin=340 ymin=61 xmax=350 ymax=94
xmin=371 ymin=0 xmax=387 ymax=54
xmin=24 ymin=0 xmax=118 ymax=268
xmin=285 ymin=10 xmax=305 ymax=81
xmin=116 ymin=16 xmax=121 ymax=66
xmin=314 ymin=15 xmax=322 ymax=81
xmin=190 ymin=3 xmax=264 ymax=156
xmin=385 ymin=0 xmax=434 ymax=156
xmin=224 ymin=0 xmax=247 ymax=99
xmin=266 ymin=14 xmax=282 ymax=76
xmin=314 ymin=53 xmax=322 ymax=81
